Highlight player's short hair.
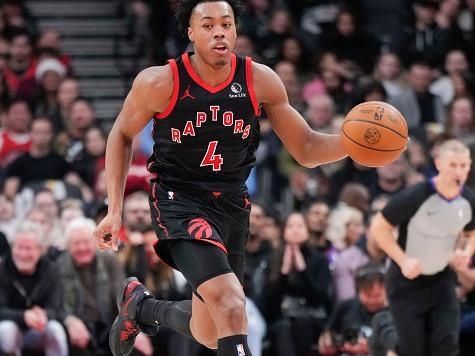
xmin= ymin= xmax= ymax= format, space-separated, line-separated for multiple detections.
xmin=437 ymin=139 xmax=470 ymax=157
xmin=176 ymin=0 xmax=245 ymax=37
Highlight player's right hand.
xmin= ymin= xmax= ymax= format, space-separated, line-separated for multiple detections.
xmin=93 ymin=213 xmax=122 ymax=251
xmin=400 ymin=257 xmax=423 ymax=279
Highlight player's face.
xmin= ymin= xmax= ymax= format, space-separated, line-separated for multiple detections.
xmin=188 ymin=1 xmax=237 ymax=67
xmin=436 ymin=150 xmax=471 ymax=187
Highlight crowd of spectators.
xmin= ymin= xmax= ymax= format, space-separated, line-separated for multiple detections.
xmin=1 ymin=0 xmax=475 ymax=355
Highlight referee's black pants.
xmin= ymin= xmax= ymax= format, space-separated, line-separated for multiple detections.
xmin=388 ymin=276 xmax=460 ymax=356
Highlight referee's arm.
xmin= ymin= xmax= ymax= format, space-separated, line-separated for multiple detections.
xmin=369 ymin=213 xmax=406 ymax=266
xmin=451 ymin=229 xmax=475 ymax=272
xmin=369 ymin=213 xmax=422 ymax=279
xmin=463 ymin=229 xmax=475 ymax=256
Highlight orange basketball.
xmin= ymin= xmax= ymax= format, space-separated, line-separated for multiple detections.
xmin=341 ymin=101 xmax=409 ymax=167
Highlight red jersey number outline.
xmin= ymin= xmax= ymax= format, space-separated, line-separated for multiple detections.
xmin=201 ymin=141 xmax=223 ymax=171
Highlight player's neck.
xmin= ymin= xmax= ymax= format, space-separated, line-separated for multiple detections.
xmin=189 ymin=53 xmax=232 ymax=87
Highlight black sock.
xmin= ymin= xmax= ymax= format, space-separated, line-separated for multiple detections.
xmin=218 ymin=335 xmax=252 ymax=356
xmin=138 ymin=299 xmax=194 ymax=340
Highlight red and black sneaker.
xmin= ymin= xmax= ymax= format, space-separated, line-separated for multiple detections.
xmin=109 ymin=277 xmax=159 ymax=356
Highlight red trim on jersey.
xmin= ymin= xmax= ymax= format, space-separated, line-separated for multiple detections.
xmin=182 ymin=52 xmax=237 ymax=93
xmin=155 ymin=59 xmax=179 ymax=119
xmin=198 ymin=238 xmax=228 ymax=253
xmin=151 ymin=181 xmax=170 ymax=238
xmin=245 ymin=57 xmax=261 ymax=116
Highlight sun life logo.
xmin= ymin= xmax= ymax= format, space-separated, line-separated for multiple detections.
xmin=231 ymin=83 xmax=242 ymax=93
xmin=229 ymin=82 xmax=246 ymax=98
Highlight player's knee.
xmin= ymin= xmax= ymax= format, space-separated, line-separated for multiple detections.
xmin=212 ymin=291 xmax=247 ymax=328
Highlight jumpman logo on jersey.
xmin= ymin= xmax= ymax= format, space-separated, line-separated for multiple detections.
xmin=180 ymin=85 xmax=195 ymax=100
xmin=244 ymin=197 xmax=251 ymax=209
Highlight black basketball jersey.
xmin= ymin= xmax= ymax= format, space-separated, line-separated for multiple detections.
xmin=147 ymin=52 xmax=261 ymax=193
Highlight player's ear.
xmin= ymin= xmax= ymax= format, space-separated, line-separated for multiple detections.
xmin=188 ymin=27 xmax=194 ymax=42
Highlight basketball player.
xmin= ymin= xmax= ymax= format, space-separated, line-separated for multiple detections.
xmin=370 ymin=139 xmax=475 ymax=356
xmin=93 ymin=0 xmax=348 ymax=355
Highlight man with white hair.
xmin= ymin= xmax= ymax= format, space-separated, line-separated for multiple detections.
xmin=0 ymin=222 xmax=68 ymax=356
xmin=59 ymin=217 xmax=152 ymax=356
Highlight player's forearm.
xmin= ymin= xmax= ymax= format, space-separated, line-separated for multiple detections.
xmin=301 ymin=132 xmax=347 ymax=168
xmin=105 ymin=127 xmax=133 ymax=215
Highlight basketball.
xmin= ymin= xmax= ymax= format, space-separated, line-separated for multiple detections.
xmin=341 ymin=101 xmax=409 ymax=167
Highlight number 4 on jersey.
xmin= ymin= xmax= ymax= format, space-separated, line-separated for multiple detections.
xmin=201 ymin=141 xmax=223 ymax=171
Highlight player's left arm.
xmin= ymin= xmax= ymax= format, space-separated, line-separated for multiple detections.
xmin=252 ymin=62 xmax=348 ymax=168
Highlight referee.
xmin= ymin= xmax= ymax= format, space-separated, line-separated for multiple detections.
xmin=370 ymin=139 xmax=475 ymax=356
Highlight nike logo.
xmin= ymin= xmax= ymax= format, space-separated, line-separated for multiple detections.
xmin=427 ymin=210 xmax=439 ymax=216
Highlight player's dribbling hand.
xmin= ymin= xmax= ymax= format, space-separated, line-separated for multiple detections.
xmin=400 ymin=257 xmax=423 ymax=279
xmin=93 ymin=213 xmax=122 ymax=251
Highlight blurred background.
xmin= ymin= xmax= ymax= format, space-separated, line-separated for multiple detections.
xmin=0 ymin=0 xmax=475 ymax=355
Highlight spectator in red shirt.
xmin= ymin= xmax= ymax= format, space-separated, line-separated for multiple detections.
xmin=0 ymin=99 xmax=32 ymax=169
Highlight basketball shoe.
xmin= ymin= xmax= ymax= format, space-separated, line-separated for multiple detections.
xmin=109 ymin=277 xmax=159 ymax=356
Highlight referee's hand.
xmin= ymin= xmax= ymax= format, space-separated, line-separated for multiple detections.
xmin=400 ymin=257 xmax=423 ymax=279
xmin=94 ymin=213 xmax=122 ymax=251
xmin=450 ymin=249 xmax=471 ymax=272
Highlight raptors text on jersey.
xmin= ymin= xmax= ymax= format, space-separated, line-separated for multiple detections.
xmin=147 ymin=52 xmax=261 ymax=193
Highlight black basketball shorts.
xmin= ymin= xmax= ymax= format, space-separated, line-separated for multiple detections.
xmin=149 ymin=179 xmax=251 ymax=289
